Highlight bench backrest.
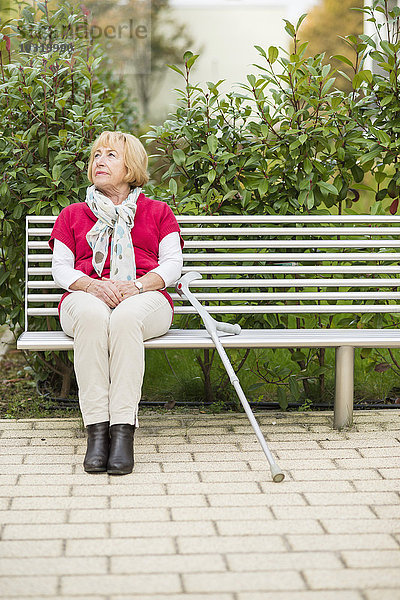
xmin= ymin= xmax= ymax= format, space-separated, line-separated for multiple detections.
xmin=25 ymin=214 xmax=400 ymax=331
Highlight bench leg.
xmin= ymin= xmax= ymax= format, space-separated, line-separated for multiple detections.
xmin=334 ymin=346 xmax=354 ymax=430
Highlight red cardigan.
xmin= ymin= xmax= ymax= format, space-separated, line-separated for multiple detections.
xmin=49 ymin=193 xmax=184 ymax=317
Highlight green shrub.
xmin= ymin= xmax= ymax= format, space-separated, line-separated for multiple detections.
xmin=0 ymin=0 xmax=138 ymax=395
xmin=144 ymin=0 xmax=400 ymax=407
xmin=2 ymin=0 xmax=400 ymax=407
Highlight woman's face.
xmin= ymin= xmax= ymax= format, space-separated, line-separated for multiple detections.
xmin=91 ymin=141 xmax=128 ymax=190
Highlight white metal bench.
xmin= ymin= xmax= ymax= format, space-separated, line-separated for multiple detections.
xmin=17 ymin=214 xmax=400 ymax=429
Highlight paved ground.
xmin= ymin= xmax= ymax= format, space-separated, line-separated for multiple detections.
xmin=0 ymin=409 xmax=400 ymax=600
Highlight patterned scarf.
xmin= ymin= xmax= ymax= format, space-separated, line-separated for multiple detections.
xmin=85 ymin=184 xmax=142 ymax=281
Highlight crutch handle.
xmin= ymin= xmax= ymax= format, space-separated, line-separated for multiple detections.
xmin=177 ymin=273 xmax=241 ymax=337
xmin=216 ymin=322 xmax=241 ymax=335
xmin=176 ymin=272 xmax=202 ymax=294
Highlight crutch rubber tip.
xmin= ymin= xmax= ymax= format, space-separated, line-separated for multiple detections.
xmin=270 ymin=464 xmax=285 ymax=483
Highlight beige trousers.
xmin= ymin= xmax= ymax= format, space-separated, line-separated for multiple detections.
xmin=60 ymin=291 xmax=172 ymax=427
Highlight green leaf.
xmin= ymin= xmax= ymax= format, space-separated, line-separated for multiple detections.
xmin=289 ymin=376 xmax=301 ymax=402
xmin=186 ymin=54 xmax=200 ymax=69
xmin=330 ymin=96 xmax=342 ymax=110
xmin=277 ymin=386 xmax=288 ymax=411
xmin=351 ymin=165 xmax=364 ymax=183
xmin=268 ymin=46 xmax=279 ymax=64
xmin=321 ymin=77 xmax=336 ymax=95
xmin=374 ymin=171 xmax=386 ymax=184
xmin=352 ymin=72 xmax=363 ymax=89
xmin=22 ymin=6 xmax=34 ymax=23
xmin=36 ymin=167 xmax=51 ymax=178
xmin=352 ymin=70 xmax=373 ymax=86
xmin=12 ymin=204 xmax=23 ymax=219
xmin=52 ymin=164 xmax=61 ymax=181
xmin=254 ymin=45 xmax=267 ymax=59
xmin=258 ymin=179 xmax=269 ymax=196
xmin=0 ymin=182 xmax=8 ymax=197
xmin=303 ymin=158 xmax=312 ymax=174
xmin=172 ymin=149 xmax=186 ymax=166
xmin=169 ymin=179 xmax=178 ymax=195
xmin=222 ymin=190 xmax=237 ymax=202
xmin=291 ymin=351 xmax=306 ymax=362
xmin=57 ymin=195 xmax=70 ymax=207
xmin=331 ymin=54 xmax=354 ymax=68
xmin=207 ymin=170 xmax=216 ymax=183
xmin=38 ymin=136 xmax=48 ymax=158
xmin=183 ymin=51 xmax=194 ymax=61
xmin=380 ymin=40 xmax=395 ymax=56
xmin=318 ymin=181 xmax=338 ymax=195
xmin=296 ymin=13 xmax=307 ymax=31
xmin=283 ymin=19 xmax=296 ymax=38
xmin=371 ymin=127 xmax=391 ymax=146
xmin=289 ymin=139 xmax=301 ymax=151
xmin=207 ymin=134 xmax=218 ymax=155
xmin=0 ymin=270 xmax=10 ymax=286
xmin=359 ymin=146 xmax=382 ymax=165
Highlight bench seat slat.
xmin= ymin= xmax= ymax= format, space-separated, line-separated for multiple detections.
xmin=17 ymin=328 xmax=400 ymax=352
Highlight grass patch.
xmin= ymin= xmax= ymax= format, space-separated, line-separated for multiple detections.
xmin=143 ymin=346 xmax=400 ymax=410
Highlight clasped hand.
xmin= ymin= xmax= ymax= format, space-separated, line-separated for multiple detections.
xmin=88 ymin=277 xmax=139 ymax=308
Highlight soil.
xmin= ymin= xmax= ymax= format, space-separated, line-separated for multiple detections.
xmin=0 ymin=349 xmax=80 ymax=419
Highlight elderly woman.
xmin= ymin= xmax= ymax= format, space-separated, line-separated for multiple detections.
xmin=49 ymin=131 xmax=183 ymax=475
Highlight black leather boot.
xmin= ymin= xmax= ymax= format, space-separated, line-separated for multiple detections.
xmin=107 ymin=424 xmax=135 ymax=475
xmin=83 ymin=421 xmax=110 ymax=473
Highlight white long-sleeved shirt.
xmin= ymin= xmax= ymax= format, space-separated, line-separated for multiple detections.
xmin=52 ymin=231 xmax=183 ymax=291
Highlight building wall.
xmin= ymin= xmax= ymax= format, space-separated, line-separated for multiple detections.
xmin=147 ymin=0 xmax=291 ymax=122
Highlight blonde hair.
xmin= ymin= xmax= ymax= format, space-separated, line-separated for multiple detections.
xmin=87 ymin=131 xmax=149 ymax=187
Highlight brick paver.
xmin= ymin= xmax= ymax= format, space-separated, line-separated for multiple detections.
xmin=0 ymin=409 xmax=399 ymax=599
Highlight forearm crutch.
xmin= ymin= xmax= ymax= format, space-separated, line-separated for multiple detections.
xmin=176 ymin=272 xmax=285 ymax=483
